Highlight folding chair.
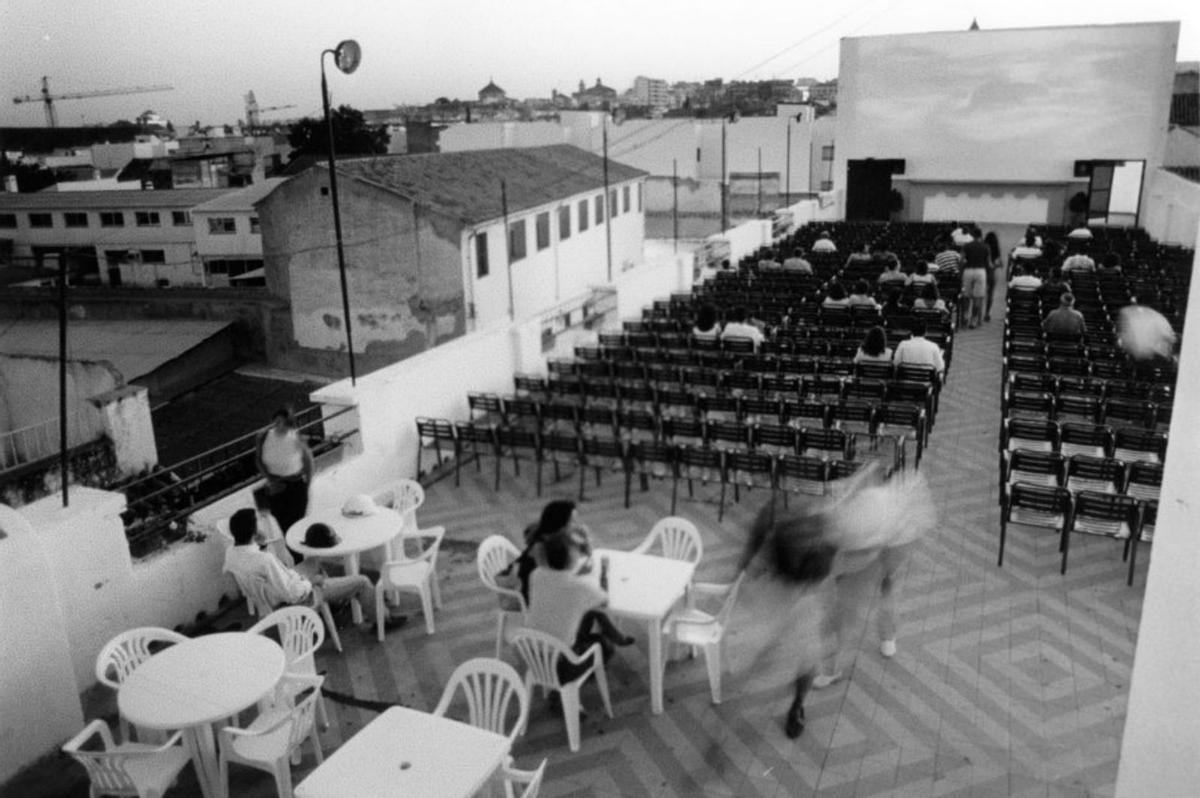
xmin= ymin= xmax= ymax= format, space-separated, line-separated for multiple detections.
xmin=1124 ymin=460 xmax=1162 ymax=503
xmin=775 ymin=454 xmax=828 ymax=501
xmin=1053 ymin=393 xmax=1101 ymax=426
xmin=1000 ymin=448 xmax=1064 ymax=505
xmin=453 ymin=421 xmax=496 ymax=487
xmin=704 ymin=419 xmax=753 ymax=453
xmin=626 ymin=441 xmax=677 ymax=509
xmin=581 ymin=436 xmax=628 ymax=501
xmin=1112 ymin=428 xmax=1166 ymax=464
xmin=416 ymin=417 xmax=456 ymax=479
xmin=876 ymin=403 xmax=925 ymax=470
xmin=538 ymin=430 xmax=582 ymax=497
xmin=615 ymin=407 xmax=659 ymax=443
xmin=1064 ymin=454 xmax=1125 ymax=496
xmin=675 ymin=444 xmax=726 ymax=518
xmin=494 ymin=426 xmax=541 ymax=492
xmin=513 ymin=373 xmax=549 ymax=400
xmin=798 ymin=426 xmax=852 ymax=461
xmin=1058 ymin=423 xmax=1113 ymax=459
xmin=998 ymin=483 xmax=1072 ymax=568
xmin=1063 ymin=491 xmax=1140 ymax=585
xmin=661 ymin=415 xmax=705 ymax=447
xmin=724 ymin=450 xmax=775 ymax=507
xmin=1001 ymin=417 xmax=1059 ymax=454
xmin=468 ymin=392 xmax=506 ymax=426
xmin=740 ymin=394 xmax=783 ymax=425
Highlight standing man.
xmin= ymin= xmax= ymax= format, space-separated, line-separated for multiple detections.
xmin=960 ymin=228 xmax=991 ymax=328
xmin=256 ymin=406 xmax=315 ymax=543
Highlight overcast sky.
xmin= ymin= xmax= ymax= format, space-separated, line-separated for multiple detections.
xmin=2 ymin=0 xmax=1196 ymax=128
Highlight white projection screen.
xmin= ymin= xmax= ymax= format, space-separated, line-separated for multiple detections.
xmin=835 ymin=23 xmax=1179 ymax=186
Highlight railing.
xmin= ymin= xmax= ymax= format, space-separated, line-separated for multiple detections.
xmin=0 ymin=417 xmax=61 ymax=470
xmin=119 ymin=405 xmax=359 ymax=558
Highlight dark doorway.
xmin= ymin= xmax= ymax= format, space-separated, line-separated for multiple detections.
xmin=845 ymin=159 xmax=896 ymax=221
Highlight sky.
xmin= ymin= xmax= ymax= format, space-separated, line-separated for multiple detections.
xmin=1 ymin=0 xmax=1197 ymax=129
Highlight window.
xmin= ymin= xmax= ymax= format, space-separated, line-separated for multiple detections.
xmin=820 ymin=180 xmax=833 ymax=191
xmin=508 ymin=219 xmax=526 ymax=262
xmin=535 ymin=212 xmax=550 ymax=251
xmin=476 ymin=232 xmax=489 ymax=277
xmin=64 ymin=212 xmax=88 ymax=228
xmin=578 ymin=199 xmax=589 ymax=231
xmin=249 ymin=216 xmax=261 ymax=235
xmin=637 ymin=183 xmax=642 ymax=212
xmin=609 ymin=190 xmax=618 ymax=217
xmin=558 ymin=206 xmax=571 ymax=240
xmin=821 ymin=145 xmax=835 ymax=161
xmin=100 ymin=211 xmax=124 ymax=227
xmin=623 ymin=185 xmax=631 ymax=213
xmin=207 ymin=217 xmax=236 ymax=235
xmin=0 ymin=213 xmax=16 ymax=229
xmin=594 ymin=195 xmax=604 ymax=223
xmin=171 ymin=211 xmax=190 ymax=226
xmin=135 ymin=211 xmax=160 ymax=227
xmin=29 ymin=213 xmax=52 ymax=228
xmin=140 ymin=250 xmax=165 ymax=264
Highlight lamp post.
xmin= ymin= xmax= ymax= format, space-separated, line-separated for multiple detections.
xmin=320 ymin=39 xmax=361 ymax=385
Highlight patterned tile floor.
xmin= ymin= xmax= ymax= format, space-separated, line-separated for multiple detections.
xmin=19 ymin=279 xmax=1148 ymax=798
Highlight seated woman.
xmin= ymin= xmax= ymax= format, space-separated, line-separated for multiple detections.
xmin=908 ymin=260 xmax=936 ymax=286
xmin=847 ymin=279 xmax=880 ymax=308
xmin=877 ymin=260 xmax=909 ymax=287
xmin=516 ymin=500 xmax=588 ymax=604
xmin=527 ymin=524 xmax=634 ymax=682
xmin=692 ymin=304 xmax=721 ymax=341
xmin=911 ymin=282 xmax=949 ymax=321
xmin=821 ymin=281 xmax=850 ymax=308
xmin=853 ymin=325 xmax=893 ymax=364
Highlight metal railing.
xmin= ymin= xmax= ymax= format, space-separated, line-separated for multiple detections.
xmin=119 ymin=405 xmax=359 ymax=557
xmin=0 ymin=416 xmax=61 ymax=470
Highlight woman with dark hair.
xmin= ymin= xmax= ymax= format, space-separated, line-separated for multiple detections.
xmin=255 ymin=405 xmax=314 ymax=543
xmin=983 ymin=231 xmax=1002 ymax=322
xmin=909 ymin=259 xmax=936 ymax=286
xmin=847 ymin=279 xmax=879 ymax=308
xmin=912 ymin=282 xmax=949 ymax=321
xmin=853 ymin=325 xmax=893 ymax=363
xmin=692 ymin=304 xmax=721 ymax=340
xmin=821 ymin=281 xmax=849 ymax=307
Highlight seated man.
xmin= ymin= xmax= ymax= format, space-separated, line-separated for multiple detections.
xmin=810 ymin=231 xmax=837 ymax=253
xmin=720 ymin=306 xmax=766 ymax=349
xmin=782 ymin=248 xmax=813 ymax=273
xmin=1042 ymin=293 xmax=1087 ymax=338
xmin=223 ymin=508 xmax=402 ymax=630
xmin=1008 ymin=264 xmax=1043 ymax=291
xmin=1061 ymin=243 xmax=1095 ymax=274
xmin=877 ymin=260 xmax=909 ymax=287
xmin=527 ymin=532 xmax=633 ymax=681
xmin=892 ymin=318 xmax=946 ymax=381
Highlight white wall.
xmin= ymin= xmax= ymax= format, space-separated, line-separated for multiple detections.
xmin=1115 ymin=219 xmax=1200 ymax=796
xmin=613 ymin=248 xmax=694 ymax=324
xmin=0 ymin=504 xmax=84 ymax=783
xmin=192 ymin=210 xmax=263 ymax=258
xmin=835 ymin=23 xmax=1179 ymax=188
xmin=1141 ymin=168 xmax=1200 ymax=246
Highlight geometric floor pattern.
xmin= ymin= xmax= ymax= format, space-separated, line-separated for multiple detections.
xmin=301 ymin=287 xmax=1144 ymax=797
xmin=23 ymin=280 xmax=1146 ymax=797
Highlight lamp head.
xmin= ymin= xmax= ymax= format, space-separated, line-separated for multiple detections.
xmin=333 ymin=39 xmax=362 ymax=74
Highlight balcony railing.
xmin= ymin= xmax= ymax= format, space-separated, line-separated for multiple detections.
xmin=119 ymin=405 xmax=359 ymax=558
xmin=0 ymin=416 xmax=61 ymax=470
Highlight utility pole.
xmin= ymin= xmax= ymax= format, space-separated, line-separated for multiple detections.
xmin=501 ymin=180 xmax=514 ymax=319
xmin=720 ymin=121 xmax=728 ymax=232
xmin=602 ymin=119 xmax=613 ymax=282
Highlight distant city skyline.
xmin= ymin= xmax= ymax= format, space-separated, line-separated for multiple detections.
xmin=2 ymin=0 xmax=1197 ymax=129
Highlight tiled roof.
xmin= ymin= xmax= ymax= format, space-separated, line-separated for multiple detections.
xmin=333 ymin=145 xmax=647 ymax=225
xmin=0 ymin=187 xmax=234 ymax=210
xmin=191 ymin=178 xmax=287 ymax=213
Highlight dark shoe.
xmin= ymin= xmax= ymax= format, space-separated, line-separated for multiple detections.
xmin=365 ymin=614 xmax=408 ymax=634
xmin=785 ymin=708 xmax=805 ymax=739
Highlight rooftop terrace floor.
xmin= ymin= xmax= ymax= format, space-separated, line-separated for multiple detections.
xmin=10 ymin=280 xmax=1148 ymax=797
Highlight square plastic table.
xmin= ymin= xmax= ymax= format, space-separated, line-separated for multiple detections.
xmin=294 ymin=706 xmax=511 ymax=798
xmin=595 ymin=548 xmax=696 ymax=714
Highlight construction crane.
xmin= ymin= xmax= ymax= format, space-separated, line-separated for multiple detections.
xmin=244 ymin=90 xmax=297 ymax=128
xmin=13 ymin=76 xmax=174 ymax=128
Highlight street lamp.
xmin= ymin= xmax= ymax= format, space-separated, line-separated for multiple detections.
xmin=320 ymin=39 xmax=361 ymax=385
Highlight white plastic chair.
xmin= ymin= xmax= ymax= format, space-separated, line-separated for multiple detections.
xmin=509 ymin=629 xmax=613 ymax=753
xmin=372 ymin=478 xmax=426 ymax=534
xmin=661 ymin=572 xmax=745 ymax=704
xmin=477 ymin=535 xmax=527 ymax=658
xmin=433 ymin=657 xmax=529 ymax=746
xmin=94 ymin=627 xmax=188 ymax=744
xmin=248 ymin=606 xmax=330 ymax=729
xmin=633 ymin=516 xmax=704 ymax=564
xmin=375 ymin=525 xmax=445 ymax=638
xmin=502 ymin=758 xmax=548 ymax=798
xmin=62 ymin=720 xmax=191 ymax=798
xmin=232 ymin=571 xmax=343 ymax=653
xmin=218 ymin=674 xmax=325 ymax=798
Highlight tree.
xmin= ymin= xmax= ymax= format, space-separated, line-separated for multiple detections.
xmin=287 ymin=104 xmax=389 ymax=161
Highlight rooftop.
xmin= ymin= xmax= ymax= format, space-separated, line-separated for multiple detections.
xmin=329 ymin=145 xmax=647 ymax=225
xmin=0 ymin=187 xmax=233 ymax=210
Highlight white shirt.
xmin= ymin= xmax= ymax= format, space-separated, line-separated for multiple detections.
xmin=720 ymin=322 xmax=765 ymax=346
xmin=811 ymin=238 xmax=837 ymax=253
xmin=1009 ymin=275 xmax=1043 ymax=290
xmin=224 ymin=544 xmax=311 ymax=605
xmin=527 ymin=564 xmax=606 ymax=645
xmin=259 ymin=429 xmax=304 ymax=477
xmin=893 ymin=336 xmax=945 ymax=377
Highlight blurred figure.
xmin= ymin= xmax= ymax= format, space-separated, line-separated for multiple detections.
xmin=738 ymin=462 xmax=937 ymax=738
xmin=983 ymin=231 xmax=1001 ymax=322
xmin=1118 ymin=304 xmax=1177 ymax=363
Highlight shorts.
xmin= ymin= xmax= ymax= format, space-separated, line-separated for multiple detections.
xmin=962 ymin=268 xmax=987 ymax=299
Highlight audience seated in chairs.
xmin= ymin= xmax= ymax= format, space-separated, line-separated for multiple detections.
xmin=1042 ymin=293 xmax=1087 ymax=338
xmin=1008 ymin=263 xmax=1043 ymax=291
xmin=892 ymin=318 xmax=946 ymax=381
xmin=720 ymin=306 xmax=765 ymax=349
xmin=853 ymin=325 xmax=893 ymax=364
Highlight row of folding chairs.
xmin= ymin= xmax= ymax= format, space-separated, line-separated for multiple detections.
xmin=1000 ymin=450 xmax=1162 ymax=504
xmin=999 ymin=482 xmax=1155 ymax=586
xmin=1004 ymin=372 xmax=1172 ymax=405
xmin=1002 ymin=351 xmax=1176 ymax=385
xmin=1003 ymin=391 xmax=1171 ymax=432
xmin=1000 ymin=418 xmax=1166 ymax=464
xmin=510 ymin=373 xmax=939 ymax=429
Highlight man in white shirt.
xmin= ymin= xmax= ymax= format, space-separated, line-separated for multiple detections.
xmin=1008 ymin=264 xmax=1043 ymax=291
xmin=811 ymin=232 xmax=837 ymax=253
xmin=720 ymin=306 xmax=765 ymax=349
xmin=950 ymin=223 xmax=974 ymax=246
xmin=1061 ymin=243 xmax=1096 ymax=274
xmin=892 ymin=318 xmax=945 ymax=380
xmin=782 ymin=248 xmax=813 ymax=273
xmin=223 ymin=508 xmax=400 ymax=629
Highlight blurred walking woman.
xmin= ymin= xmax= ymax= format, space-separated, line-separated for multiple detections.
xmin=256 ymin=406 xmax=315 ymax=540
